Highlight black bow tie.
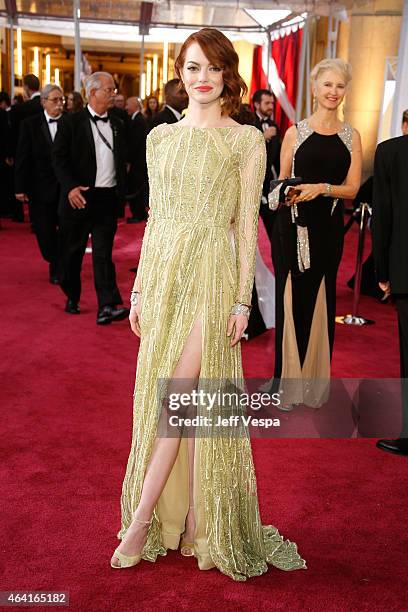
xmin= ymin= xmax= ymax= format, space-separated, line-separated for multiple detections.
xmin=93 ymin=115 xmax=109 ymax=123
xmin=48 ymin=118 xmax=60 ymax=124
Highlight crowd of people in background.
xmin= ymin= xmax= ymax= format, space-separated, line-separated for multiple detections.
xmin=1 ymin=60 xmax=408 ymax=455
xmin=0 ymin=68 xmax=397 ymax=325
xmin=0 ymin=73 xmax=281 ymax=294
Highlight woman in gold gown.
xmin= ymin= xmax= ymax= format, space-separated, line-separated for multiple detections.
xmin=111 ymin=28 xmax=306 ymax=581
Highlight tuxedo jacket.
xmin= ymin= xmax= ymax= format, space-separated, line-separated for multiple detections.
xmin=372 ymin=136 xmax=408 ymax=293
xmin=52 ymin=108 xmax=127 ymax=216
xmin=0 ymin=109 xmax=11 ymax=161
xmin=149 ymin=106 xmax=179 ymax=130
xmin=110 ymin=105 xmax=130 ymax=127
xmin=10 ymin=95 xmax=43 ymax=155
xmin=14 ymin=112 xmax=60 ymax=204
xmin=127 ymin=113 xmax=148 ymax=193
xmin=254 ymin=114 xmax=281 ymax=197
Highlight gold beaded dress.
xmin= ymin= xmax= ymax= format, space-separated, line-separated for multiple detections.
xmin=117 ymin=122 xmax=306 ymax=581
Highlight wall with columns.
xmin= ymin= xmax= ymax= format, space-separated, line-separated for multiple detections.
xmin=344 ymin=0 xmax=402 ymax=176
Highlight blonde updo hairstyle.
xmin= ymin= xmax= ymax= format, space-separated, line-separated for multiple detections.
xmin=310 ymin=58 xmax=352 ymax=88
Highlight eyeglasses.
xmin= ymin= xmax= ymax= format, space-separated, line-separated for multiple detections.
xmin=99 ymin=87 xmax=117 ymax=95
xmin=46 ymin=96 xmax=64 ymax=104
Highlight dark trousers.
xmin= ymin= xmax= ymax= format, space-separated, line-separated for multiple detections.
xmin=59 ymin=187 xmax=122 ymax=308
xmin=30 ymin=199 xmax=59 ymax=272
xmin=127 ymin=175 xmax=149 ymax=220
xmin=0 ymin=161 xmax=24 ymax=220
xmin=394 ymin=295 xmax=408 ymax=437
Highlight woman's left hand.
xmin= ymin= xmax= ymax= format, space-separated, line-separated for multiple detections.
xmin=292 ymin=183 xmax=324 ymax=204
xmin=227 ymin=314 xmax=248 ymax=347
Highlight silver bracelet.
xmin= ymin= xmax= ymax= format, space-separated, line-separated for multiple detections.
xmin=323 ymin=183 xmax=332 ymax=197
xmin=130 ymin=291 xmax=141 ymax=306
xmin=230 ymin=303 xmax=251 ymax=319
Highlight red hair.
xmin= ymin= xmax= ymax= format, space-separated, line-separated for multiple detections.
xmin=174 ymin=28 xmax=247 ymax=116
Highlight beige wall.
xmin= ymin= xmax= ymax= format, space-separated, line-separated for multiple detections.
xmin=233 ymin=40 xmax=253 ymax=103
xmin=345 ymin=0 xmax=402 ymax=177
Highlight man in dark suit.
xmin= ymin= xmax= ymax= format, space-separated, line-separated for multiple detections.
xmin=9 ymin=74 xmax=43 ymax=222
xmin=253 ymin=89 xmax=281 ymax=244
xmin=149 ymin=79 xmax=188 ymax=129
xmin=10 ymin=74 xmax=42 ymax=150
xmin=372 ymin=126 xmax=408 ymax=456
xmin=0 ymin=92 xmax=17 ymax=220
xmin=125 ymin=96 xmax=148 ymax=223
xmin=53 ymin=71 xmax=129 ymax=325
xmin=14 ymin=84 xmax=64 ymax=283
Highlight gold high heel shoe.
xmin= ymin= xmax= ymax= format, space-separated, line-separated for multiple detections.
xmin=180 ymin=505 xmax=195 ymax=557
xmin=180 ymin=536 xmax=195 ymax=557
xmin=110 ymin=516 xmax=152 ymax=569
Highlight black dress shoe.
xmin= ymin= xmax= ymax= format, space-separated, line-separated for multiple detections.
xmin=65 ymin=299 xmax=80 ymax=314
xmin=376 ymin=438 xmax=408 ymax=456
xmin=109 ymin=306 xmax=130 ymax=322
xmin=97 ymin=306 xmax=113 ymax=325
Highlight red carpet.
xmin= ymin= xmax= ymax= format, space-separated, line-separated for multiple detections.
xmin=1 ymin=212 xmax=407 ymax=612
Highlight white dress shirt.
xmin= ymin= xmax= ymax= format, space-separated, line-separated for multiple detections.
xmin=165 ymin=105 xmax=182 ymax=121
xmin=43 ymin=110 xmax=61 ymax=142
xmin=131 ymin=110 xmax=140 ymax=120
xmin=87 ymin=104 xmax=116 ymax=188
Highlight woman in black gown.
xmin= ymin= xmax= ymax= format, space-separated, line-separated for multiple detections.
xmin=268 ymin=59 xmax=362 ymax=406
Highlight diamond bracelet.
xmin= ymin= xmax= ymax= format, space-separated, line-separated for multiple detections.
xmin=230 ymin=303 xmax=251 ymax=319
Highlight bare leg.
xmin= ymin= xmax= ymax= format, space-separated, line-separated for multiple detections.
xmin=111 ymin=318 xmax=202 ymax=566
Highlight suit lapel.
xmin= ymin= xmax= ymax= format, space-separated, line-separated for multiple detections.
xmin=166 ymin=107 xmax=178 ymax=123
xmin=81 ymin=109 xmax=97 ymax=165
xmin=40 ymin=114 xmax=53 ymax=147
xmin=109 ymin=112 xmax=119 ymax=164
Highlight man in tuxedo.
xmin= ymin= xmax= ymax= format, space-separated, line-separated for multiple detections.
xmin=253 ymin=89 xmax=281 ymax=244
xmin=10 ymin=74 xmax=42 ymax=149
xmin=0 ymin=91 xmax=18 ymax=221
xmin=14 ymin=84 xmax=64 ymax=284
xmin=125 ymin=96 xmax=148 ymax=223
xmin=372 ymin=126 xmax=408 ymax=456
xmin=149 ymin=79 xmax=188 ymax=129
xmin=53 ymin=71 xmax=129 ymax=325
xmin=9 ymin=74 xmax=43 ymax=222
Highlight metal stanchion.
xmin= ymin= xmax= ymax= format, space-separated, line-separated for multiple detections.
xmin=337 ymin=202 xmax=375 ymax=326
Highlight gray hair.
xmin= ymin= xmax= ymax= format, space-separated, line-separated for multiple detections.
xmin=310 ymin=58 xmax=352 ymax=86
xmin=85 ymin=72 xmax=113 ymax=99
xmin=41 ymin=84 xmax=63 ymax=100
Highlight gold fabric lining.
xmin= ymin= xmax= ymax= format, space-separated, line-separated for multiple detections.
xmin=156 ymin=311 xmax=214 ymax=566
xmin=280 ymin=273 xmax=330 ymax=407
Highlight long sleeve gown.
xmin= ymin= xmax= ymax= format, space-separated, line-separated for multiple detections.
xmin=116 ymin=122 xmax=306 ymax=581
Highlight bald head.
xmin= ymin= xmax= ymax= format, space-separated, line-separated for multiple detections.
xmin=125 ymin=96 xmax=142 ymax=117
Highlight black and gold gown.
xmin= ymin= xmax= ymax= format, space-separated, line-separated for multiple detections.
xmin=116 ymin=123 xmax=306 ymax=581
xmin=270 ymin=119 xmax=352 ymax=403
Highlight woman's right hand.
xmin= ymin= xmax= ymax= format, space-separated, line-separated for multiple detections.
xmin=129 ymin=302 xmax=142 ymax=337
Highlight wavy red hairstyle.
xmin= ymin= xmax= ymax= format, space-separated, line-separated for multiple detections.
xmin=174 ymin=28 xmax=247 ymax=116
